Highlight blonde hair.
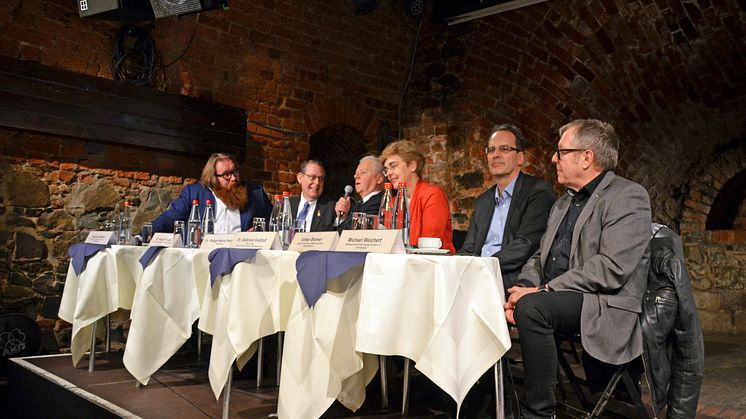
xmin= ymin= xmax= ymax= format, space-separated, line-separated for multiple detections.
xmin=200 ymin=153 xmax=238 ymax=189
xmin=379 ymin=140 xmax=425 ymax=178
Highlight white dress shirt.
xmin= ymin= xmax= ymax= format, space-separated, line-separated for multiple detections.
xmin=213 ymin=193 xmax=242 ymax=234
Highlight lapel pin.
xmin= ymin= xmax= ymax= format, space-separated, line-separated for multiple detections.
xmin=316 ymin=210 xmax=321 ymax=217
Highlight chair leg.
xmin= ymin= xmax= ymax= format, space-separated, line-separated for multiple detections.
xmin=589 ymin=366 xmax=626 ymax=418
xmin=402 ymin=358 xmax=411 ymax=415
xmin=567 ymin=339 xmax=580 ymax=363
xmin=256 ymin=337 xmax=264 ymax=387
xmin=621 ymin=370 xmax=650 ymax=419
xmin=557 ymin=344 xmax=593 ymax=410
xmin=379 ymin=355 xmax=389 ymax=408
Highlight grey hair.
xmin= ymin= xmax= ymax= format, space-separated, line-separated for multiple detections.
xmin=490 ymin=123 xmax=525 ymax=150
xmin=559 ymin=119 xmax=619 ymax=170
xmin=359 ymin=155 xmax=385 ymax=174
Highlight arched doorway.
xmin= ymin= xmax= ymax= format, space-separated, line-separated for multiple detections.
xmin=706 ymin=169 xmax=746 ymax=230
xmin=309 ymin=124 xmax=369 ymax=200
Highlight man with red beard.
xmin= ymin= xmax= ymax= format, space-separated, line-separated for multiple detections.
xmin=148 ymin=153 xmax=272 ymax=234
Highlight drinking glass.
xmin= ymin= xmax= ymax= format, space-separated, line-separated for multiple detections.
xmin=173 ymin=220 xmax=186 ymax=245
xmin=366 ymin=214 xmax=380 ymax=230
xmin=352 ymin=212 xmax=368 ymax=230
xmin=141 ymin=222 xmax=153 ymax=244
xmin=253 ymin=217 xmax=266 ymax=232
xmin=290 ymin=218 xmax=306 ymax=243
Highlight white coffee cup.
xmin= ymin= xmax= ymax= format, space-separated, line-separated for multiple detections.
xmin=418 ymin=237 xmax=442 ymax=249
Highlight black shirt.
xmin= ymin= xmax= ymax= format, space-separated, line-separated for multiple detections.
xmin=542 ymin=172 xmax=607 ymax=284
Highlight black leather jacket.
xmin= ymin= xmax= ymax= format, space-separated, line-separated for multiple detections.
xmin=641 ymin=226 xmax=704 ymax=419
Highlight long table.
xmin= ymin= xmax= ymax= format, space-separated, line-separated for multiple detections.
xmin=60 ymin=247 xmax=511 ymax=418
xmin=277 ymin=253 xmax=511 ymax=418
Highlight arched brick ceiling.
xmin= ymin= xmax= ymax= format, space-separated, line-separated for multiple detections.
xmin=405 ymin=0 xmax=746 ymax=225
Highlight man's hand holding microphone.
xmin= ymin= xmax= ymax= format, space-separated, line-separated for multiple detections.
xmin=334 ymin=185 xmax=354 ymax=225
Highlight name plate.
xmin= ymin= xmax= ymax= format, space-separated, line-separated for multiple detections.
xmin=288 ymin=231 xmax=339 ymax=252
xmin=233 ymin=232 xmax=282 ymax=250
xmin=84 ymin=231 xmax=116 ymax=245
xmin=149 ymin=232 xmax=183 ymax=248
xmin=335 ymin=229 xmax=405 ymax=253
xmin=200 ymin=234 xmax=236 ymax=251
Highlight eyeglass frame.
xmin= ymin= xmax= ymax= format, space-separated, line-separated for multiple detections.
xmin=216 ymin=169 xmax=240 ymax=180
xmin=484 ymin=145 xmax=522 ymax=155
xmin=299 ymin=172 xmax=325 ymax=182
xmin=554 ymin=146 xmax=587 ymax=160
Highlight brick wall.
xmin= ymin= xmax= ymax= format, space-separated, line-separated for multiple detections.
xmin=0 ymin=0 xmax=419 ymax=351
xmin=1 ymin=0 xmax=745 ymax=347
xmin=401 ymin=0 xmax=746 ymax=225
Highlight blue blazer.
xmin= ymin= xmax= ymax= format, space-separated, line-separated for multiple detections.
xmin=150 ymin=183 xmax=272 ymax=233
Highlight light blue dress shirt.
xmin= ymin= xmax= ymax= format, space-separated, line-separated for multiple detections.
xmin=480 ymin=177 xmax=517 ymax=257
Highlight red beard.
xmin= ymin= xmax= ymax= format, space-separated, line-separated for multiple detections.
xmin=214 ymin=184 xmax=248 ymax=210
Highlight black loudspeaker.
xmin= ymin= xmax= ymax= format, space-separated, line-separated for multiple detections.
xmin=77 ymin=0 xmax=155 ymax=21
xmin=149 ymin=0 xmax=228 ymax=18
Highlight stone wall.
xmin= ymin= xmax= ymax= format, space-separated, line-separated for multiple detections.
xmin=685 ymin=231 xmax=746 ymax=334
xmin=1 ymin=0 xmax=745 ymax=350
xmin=0 ymin=135 xmax=197 ymax=351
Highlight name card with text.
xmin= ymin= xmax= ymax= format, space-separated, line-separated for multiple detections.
xmin=335 ymin=229 xmax=405 ymax=254
xmin=233 ymin=232 xmax=282 ymax=250
xmin=288 ymin=231 xmax=339 ymax=252
xmin=149 ymin=232 xmax=183 ymax=248
xmin=200 ymin=234 xmax=236 ymax=251
xmin=84 ymin=231 xmax=117 ymax=245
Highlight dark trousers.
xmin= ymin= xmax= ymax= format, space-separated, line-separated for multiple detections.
xmin=513 ymin=291 xmax=583 ymax=419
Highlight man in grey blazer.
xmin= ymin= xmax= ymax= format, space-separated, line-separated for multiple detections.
xmin=459 ymin=124 xmax=555 ymax=291
xmin=290 ymin=160 xmax=337 ymax=232
xmin=504 ymin=119 xmax=652 ymax=419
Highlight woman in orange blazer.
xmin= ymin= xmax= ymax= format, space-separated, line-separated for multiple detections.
xmin=379 ymin=140 xmax=455 ymax=253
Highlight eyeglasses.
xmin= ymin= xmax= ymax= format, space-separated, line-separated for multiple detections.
xmin=216 ymin=169 xmax=239 ymax=180
xmin=300 ymin=172 xmax=325 ymax=182
xmin=485 ymin=145 xmax=521 ymax=155
xmin=554 ymin=146 xmax=586 ymax=160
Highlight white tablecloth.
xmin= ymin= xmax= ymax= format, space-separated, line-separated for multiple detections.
xmin=123 ymin=248 xmax=210 ymax=384
xmin=58 ymin=245 xmax=146 ymax=366
xmin=278 ymin=262 xmax=378 ymax=419
xmin=356 ymin=254 xmax=511 ymax=412
xmin=199 ymin=250 xmax=299 ymax=400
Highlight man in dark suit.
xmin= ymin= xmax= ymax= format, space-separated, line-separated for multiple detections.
xmin=334 ymin=156 xmax=385 ymax=231
xmin=459 ymin=124 xmax=555 ymax=291
xmin=290 ymin=160 xmax=336 ymax=232
xmin=505 ymin=119 xmax=652 ymax=419
xmin=458 ymin=124 xmax=554 ymax=419
xmin=149 ymin=152 xmax=271 ymax=234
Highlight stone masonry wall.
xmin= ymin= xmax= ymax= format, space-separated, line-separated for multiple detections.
xmin=1 ymin=0 xmax=745 ymax=347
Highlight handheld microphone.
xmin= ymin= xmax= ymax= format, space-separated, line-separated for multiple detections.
xmin=340 ymin=185 xmax=354 ymax=217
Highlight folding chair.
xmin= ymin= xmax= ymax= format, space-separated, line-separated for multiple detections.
xmin=555 ymin=334 xmax=650 ymax=419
